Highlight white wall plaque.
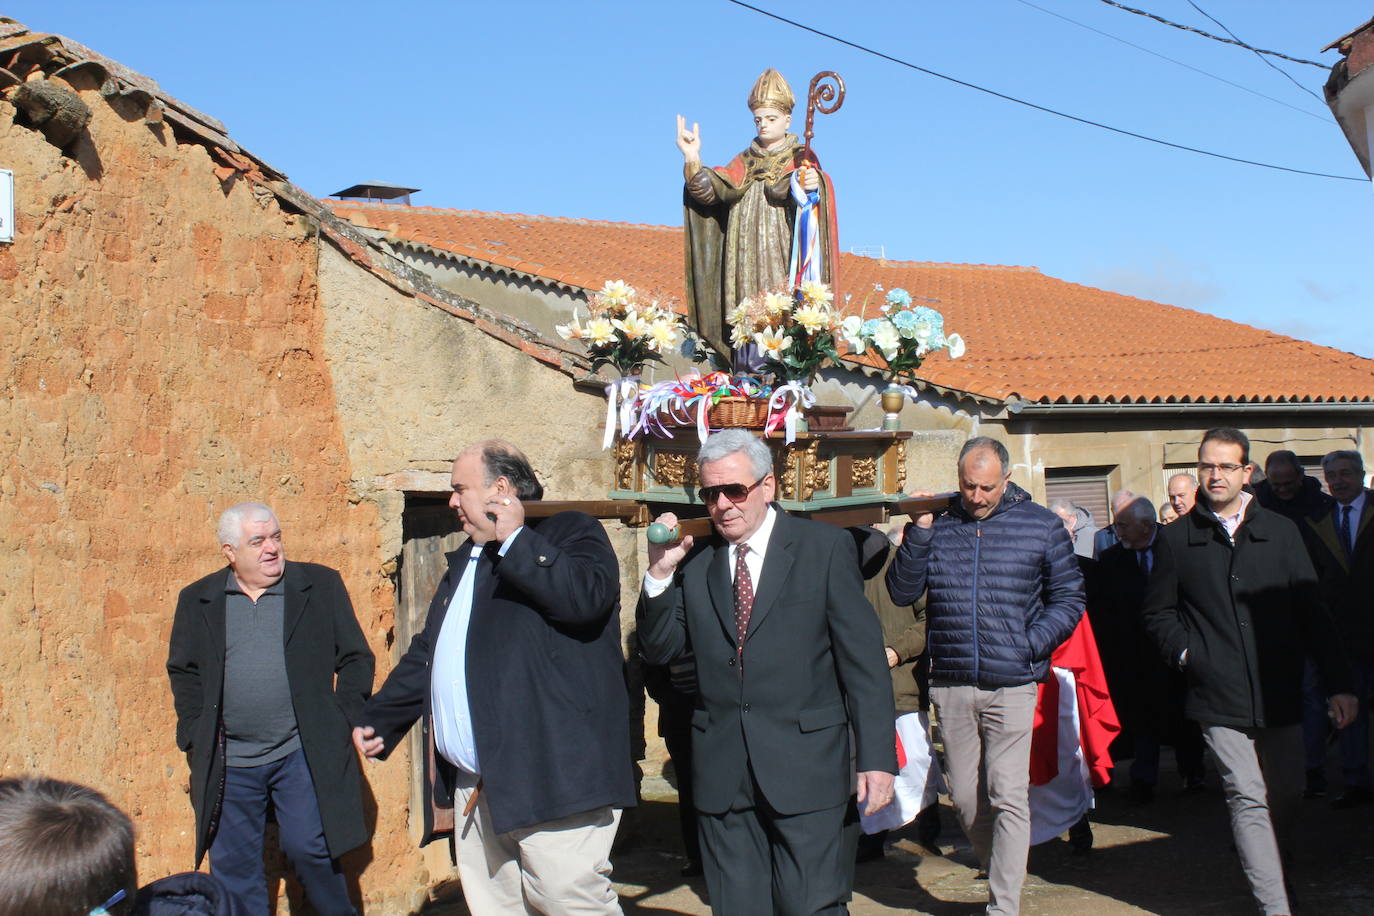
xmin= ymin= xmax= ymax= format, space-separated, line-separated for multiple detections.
xmin=0 ymin=169 xmax=12 ymax=243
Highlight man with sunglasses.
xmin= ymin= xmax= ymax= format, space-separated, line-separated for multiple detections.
xmin=639 ymin=429 xmax=896 ymax=915
xmin=1142 ymin=427 xmax=1356 ymax=916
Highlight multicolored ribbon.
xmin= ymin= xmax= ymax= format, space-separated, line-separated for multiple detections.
xmin=788 ymin=170 xmax=822 ymax=289
xmin=766 ymin=380 xmax=815 ymax=445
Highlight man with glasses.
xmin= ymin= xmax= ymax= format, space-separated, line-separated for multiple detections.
xmin=1304 ymin=450 xmax=1374 ymax=809
xmin=1142 ymin=428 xmax=1356 ymax=916
xmin=639 ymin=429 xmax=896 ymax=914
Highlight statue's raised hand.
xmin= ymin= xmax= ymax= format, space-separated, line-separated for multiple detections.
xmin=675 ymin=114 xmax=701 ymax=162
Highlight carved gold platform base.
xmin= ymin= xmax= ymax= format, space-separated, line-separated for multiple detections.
xmin=610 ymin=430 xmax=911 ymax=523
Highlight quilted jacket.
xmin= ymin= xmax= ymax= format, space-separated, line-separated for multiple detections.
xmin=886 ymin=481 xmax=1085 ymax=687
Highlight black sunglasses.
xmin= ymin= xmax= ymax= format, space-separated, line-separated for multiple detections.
xmin=698 ymin=476 xmax=767 ymax=505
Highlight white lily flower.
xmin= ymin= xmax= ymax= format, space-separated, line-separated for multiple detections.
xmin=755 ymin=327 xmax=792 ymax=359
xmin=599 ymin=279 xmax=635 ymax=306
xmin=584 ymin=317 xmax=615 ymax=346
xmin=646 ymin=320 xmax=678 ymax=352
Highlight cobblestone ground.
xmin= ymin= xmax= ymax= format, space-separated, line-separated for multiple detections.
xmin=422 ymin=756 xmax=1374 ymax=915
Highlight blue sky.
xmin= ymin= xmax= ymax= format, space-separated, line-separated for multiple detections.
xmin=12 ymin=1 xmax=1372 ymax=356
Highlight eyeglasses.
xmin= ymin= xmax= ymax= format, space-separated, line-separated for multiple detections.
xmin=1197 ymin=462 xmax=1245 ymax=475
xmin=698 ymin=476 xmax=767 ymax=505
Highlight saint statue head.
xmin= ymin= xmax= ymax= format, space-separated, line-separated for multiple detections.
xmin=748 ymin=68 xmax=794 ymax=149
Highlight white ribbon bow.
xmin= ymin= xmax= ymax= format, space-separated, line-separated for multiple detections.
xmin=767 ymin=381 xmax=816 ymax=445
xmin=603 ymin=376 xmax=641 ymax=450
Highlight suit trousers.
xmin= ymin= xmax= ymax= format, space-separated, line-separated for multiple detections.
xmin=930 ymin=683 xmax=1038 ymax=916
xmin=451 ymin=772 xmax=622 ymax=915
xmin=209 ymin=749 xmax=355 ymax=916
xmin=696 ymin=779 xmax=860 ymax=916
xmin=1202 ymin=723 xmax=1303 ymax=916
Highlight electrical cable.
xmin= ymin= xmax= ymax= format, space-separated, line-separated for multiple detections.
xmin=724 ymin=0 xmax=1364 ymax=182
xmin=1097 ymin=0 xmax=1328 ymax=67
xmin=1013 ymin=0 xmax=1329 ymax=122
xmin=1184 ymin=0 xmax=1326 ymax=105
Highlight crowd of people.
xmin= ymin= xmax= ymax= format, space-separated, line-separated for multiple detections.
xmin=3 ymin=429 xmax=1368 ymax=916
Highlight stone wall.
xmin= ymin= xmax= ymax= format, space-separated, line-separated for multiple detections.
xmin=0 ymin=75 xmax=389 ymax=892
xmin=1 ymin=67 xmax=648 ymax=913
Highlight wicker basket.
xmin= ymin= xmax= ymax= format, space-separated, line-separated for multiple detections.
xmin=708 ymin=397 xmax=772 ymax=428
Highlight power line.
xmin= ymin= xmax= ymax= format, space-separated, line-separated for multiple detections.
xmin=1097 ymin=0 xmax=1329 ymax=68
xmin=1014 ymin=0 xmax=1329 ymax=123
xmin=1184 ymin=0 xmax=1326 ymax=106
xmin=723 ymin=0 xmax=1363 ymax=182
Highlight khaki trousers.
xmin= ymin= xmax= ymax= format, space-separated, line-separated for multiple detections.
xmin=931 ymin=683 xmax=1038 ymax=916
xmin=452 ymin=779 xmax=623 ymax=916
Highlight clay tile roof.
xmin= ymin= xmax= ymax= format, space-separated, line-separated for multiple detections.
xmin=326 ymin=201 xmax=1374 ymax=407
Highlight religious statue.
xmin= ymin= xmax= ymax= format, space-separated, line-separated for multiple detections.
xmin=677 ymin=68 xmax=840 ymax=363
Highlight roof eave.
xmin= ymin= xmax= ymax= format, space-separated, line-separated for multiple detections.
xmin=1006 ymin=399 xmax=1374 ymax=416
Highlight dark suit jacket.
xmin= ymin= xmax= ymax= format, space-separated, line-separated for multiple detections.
xmin=1142 ymin=500 xmax=1351 ymax=729
xmin=638 ymin=509 xmax=897 ymax=816
xmin=362 ymin=511 xmax=635 ymax=841
xmin=166 ymin=561 xmax=374 ymax=866
xmin=1093 ymin=539 xmax=1184 ymax=740
xmin=1304 ymin=490 xmax=1374 ymax=666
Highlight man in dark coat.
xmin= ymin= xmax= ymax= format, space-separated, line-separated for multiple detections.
xmin=1092 ymin=496 xmax=1203 ymax=801
xmin=640 ymin=430 xmax=896 ymax=915
xmin=1142 ymin=428 xmax=1356 ymax=916
xmin=1304 ymin=449 xmax=1374 ymax=808
xmin=1256 ymin=449 xmax=1337 ymax=796
xmin=354 ymin=441 xmax=634 ymax=914
xmin=167 ymin=502 xmax=373 ymax=915
xmin=888 ymin=436 xmax=1084 ymax=916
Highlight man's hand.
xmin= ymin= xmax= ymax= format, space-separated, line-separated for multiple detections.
xmin=798 ymin=164 xmax=820 ymax=192
xmin=904 ymin=489 xmax=937 ymax=529
xmin=646 ymin=512 xmax=694 ymax=580
xmin=352 ymin=725 xmax=384 ymax=761
xmin=485 ymin=493 xmax=525 ymax=544
xmin=885 ymin=647 xmax=900 ymax=669
xmin=856 ymin=770 xmax=895 ymax=816
xmin=1329 ymin=693 xmax=1359 ymax=729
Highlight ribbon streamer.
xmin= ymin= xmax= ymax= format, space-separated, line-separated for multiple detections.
xmin=602 ymin=376 xmax=641 ymax=450
xmin=766 ymin=381 xmax=816 ymax=445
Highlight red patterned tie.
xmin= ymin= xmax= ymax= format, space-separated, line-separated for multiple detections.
xmin=734 ymin=543 xmax=755 ymax=668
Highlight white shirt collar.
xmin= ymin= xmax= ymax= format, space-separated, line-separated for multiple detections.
xmin=733 ymin=505 xmax=778 ymax=559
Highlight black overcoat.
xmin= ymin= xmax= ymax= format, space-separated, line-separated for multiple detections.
xmin=1304 ymin=489 xmax=1374 ymax=666
xmin=166 ymin=561 xmax=375 ymax=866
xmin=361 ymin=511 xmax=635 ymax=842
xmin=1141 ymin=500 xmax=1351 ymax=729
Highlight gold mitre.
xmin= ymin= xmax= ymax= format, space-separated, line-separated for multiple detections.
xmin=747 ymin=68 xmax=794 ymax=113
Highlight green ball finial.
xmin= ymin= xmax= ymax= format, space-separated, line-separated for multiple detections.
xmin=646 ymin=522 xmax=680 ymax=545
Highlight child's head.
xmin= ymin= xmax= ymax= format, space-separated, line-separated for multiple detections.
xmin=0 ymin=777 xmax=136 ymax=916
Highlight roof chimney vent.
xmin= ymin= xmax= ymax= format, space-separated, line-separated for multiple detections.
xmin=330 ymin=182 xmax=420 ymax=205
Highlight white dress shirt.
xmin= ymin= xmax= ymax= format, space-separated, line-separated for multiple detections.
xmin=1337 ymin=491 xmax=1366 ymax=548
xmin=643 ymin=507 xmax=779 ymax=597
xmin=431 ymin=528 xmax=522 ymax=775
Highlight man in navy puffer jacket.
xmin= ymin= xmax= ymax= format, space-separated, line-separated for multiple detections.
xmin=887 ymin=436 xmax=1084 ymax=916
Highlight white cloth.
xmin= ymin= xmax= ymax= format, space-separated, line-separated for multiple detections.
xmin=1029 ymin=668 xmax=1094 ymax=846
xmin=860 ymin=712 xmax=945 ymax=834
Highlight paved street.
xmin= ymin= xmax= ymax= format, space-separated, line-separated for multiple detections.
xmin=423 ymin=755 xmax=1374 ymax=915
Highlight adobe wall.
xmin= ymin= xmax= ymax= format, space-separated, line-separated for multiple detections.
xmin=0 ymin=77 xmax=407 ymax=908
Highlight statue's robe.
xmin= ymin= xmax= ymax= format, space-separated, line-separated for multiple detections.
xmin=683 ymin=133 xmax=839 ymax=360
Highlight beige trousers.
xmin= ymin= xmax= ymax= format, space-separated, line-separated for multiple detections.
xmin=452 ymin=780 xmax=623 ymax=916
xmin=931 ymin=683 xmax=1038 ymax=916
